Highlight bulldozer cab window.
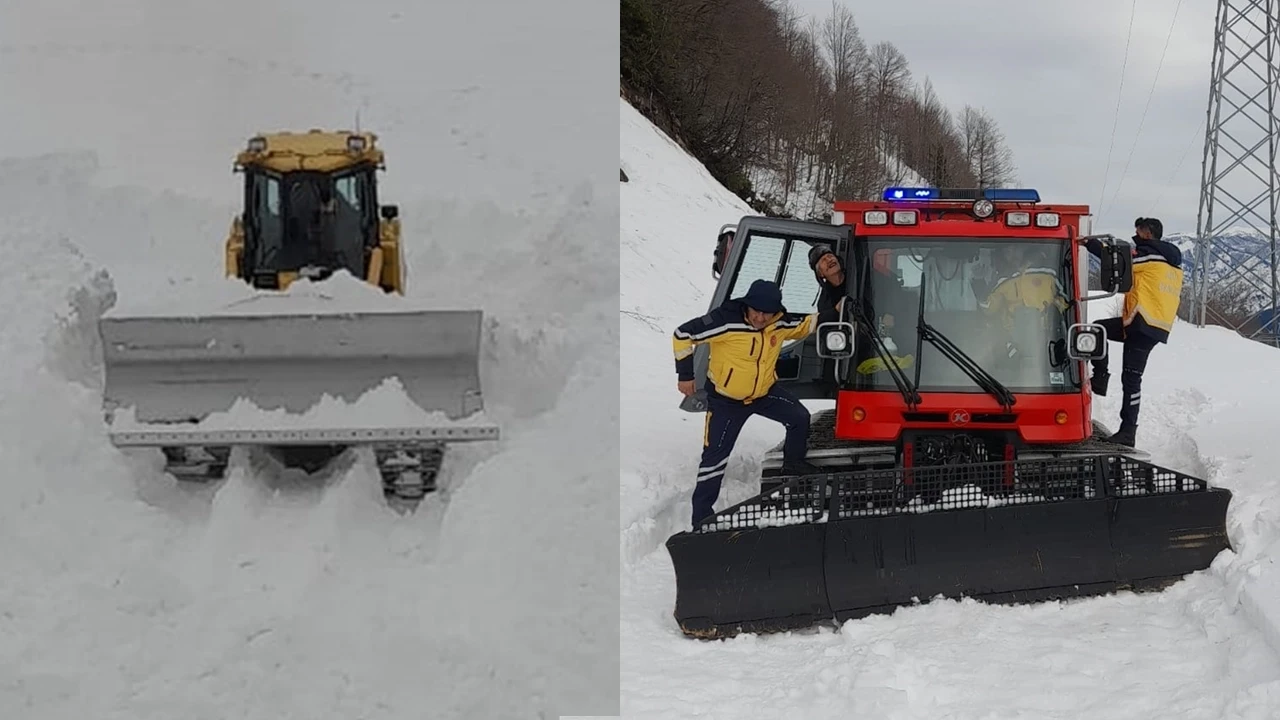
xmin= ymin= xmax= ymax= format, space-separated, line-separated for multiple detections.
xmin=245 ymin=170 xmax=372 ymax=278
xmin=334 ymin=169 xmax=379 ymax=245
xmin=853 ymin=238 xmax=1073 ymax=394
xmin=247 ymin=172 xmax=284 ymax=271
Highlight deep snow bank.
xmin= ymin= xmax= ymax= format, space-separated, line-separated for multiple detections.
xmin=0 ymin=145 xmax=618 ymax=717
xmin=619 ymin=96 xmax=1280 ymax=719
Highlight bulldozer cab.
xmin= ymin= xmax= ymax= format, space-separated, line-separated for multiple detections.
xmin=228 ymin=130 xmax=400 ymax=292
xmin=690 ymin=216 xmax=852 ymax=404
xmin=241 ymin=167 xmax=379 ymax=288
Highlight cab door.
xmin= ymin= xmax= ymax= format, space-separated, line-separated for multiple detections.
xmin=690 ymin=216 xmax=853 ymax=405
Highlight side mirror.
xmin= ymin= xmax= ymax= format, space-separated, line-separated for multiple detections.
xmin=381 ymin=204 xmax=399 ymax=220
xmin=816 ymin=321 xmax=855 ymax=360
xmin=1066 ymin=323 xmax=1108 ymax=361
xmin=712 ymin=228 xmax=735 ymax=280
xmin=1096 ymin=238 xmax=1133 ymax=293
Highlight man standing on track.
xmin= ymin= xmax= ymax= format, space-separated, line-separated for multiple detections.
xmin=1082 ymin=217 xmax=1184 ymax=447
xmin=672 ymin=278 xmax=842 ymax=527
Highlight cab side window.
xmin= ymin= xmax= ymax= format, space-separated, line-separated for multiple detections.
xmin=727 ymin=234 xmax=785 ymax=297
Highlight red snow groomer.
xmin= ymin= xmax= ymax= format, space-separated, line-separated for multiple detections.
xmin=669 ymin=187 xmax=1232 ymax=639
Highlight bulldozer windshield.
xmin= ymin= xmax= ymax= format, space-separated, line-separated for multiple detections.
xmin=853 ymin=237 xmax=1075 ymax=394
xmin=243 ymin=169 xmax=374 ymax=282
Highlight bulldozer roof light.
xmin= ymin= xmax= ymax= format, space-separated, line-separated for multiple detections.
xmin=882 ymin=187 xmax=1042 ymax=203
xmin=347 ymin=135 xmax=367 ymax=152
xmin=247 ymin=136 xmax=267 ymax=153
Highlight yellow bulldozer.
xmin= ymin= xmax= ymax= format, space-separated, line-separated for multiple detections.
xmin=98 ymin=130 xmax=498 ymax=507
xmin=224 ymin=129 xmax=407 ymax=293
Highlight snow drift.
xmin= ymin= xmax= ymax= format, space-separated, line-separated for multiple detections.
xmin=620 ymin=95 xmax=1280 ymax=719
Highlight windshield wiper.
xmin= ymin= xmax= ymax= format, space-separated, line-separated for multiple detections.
xmin=850 ymin=297 xmax=921 ymax=410
xmin=914 ymin=270 xmax=1017 ymax=412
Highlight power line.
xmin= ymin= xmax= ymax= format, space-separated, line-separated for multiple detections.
xmin=1149 ymin=116 xmax=1205 ymax=212
xmin=1103 ymin=0 xmax=1186 ymax=216
xmin=1097 ymin=0 xmax=1140 ymax=214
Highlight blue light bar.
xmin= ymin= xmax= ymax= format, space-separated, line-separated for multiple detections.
xmin=880 ymin=187 xmax=1042 ymax=203
xmin=982 ymin=188 xmax=1041 ymax=202
xmin=883 ymin=187 xmax=939 ymax=200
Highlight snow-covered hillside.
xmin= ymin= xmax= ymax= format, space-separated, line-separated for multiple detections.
xmin=620 ymin=95 xmax=1280 ymax=719
xmin=0 ymin=3 xmax=617 ymax=718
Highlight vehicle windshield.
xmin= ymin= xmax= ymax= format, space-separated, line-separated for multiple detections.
xmin=851 ymin=237 xmax=1074 ymax=394
xmin=247 ymin=171 xmax=368 ymax=274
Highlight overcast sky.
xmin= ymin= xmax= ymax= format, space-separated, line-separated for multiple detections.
xmin=789 ymin=0 xmax=1221 ymax=236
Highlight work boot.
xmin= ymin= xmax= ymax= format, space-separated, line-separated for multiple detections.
xmin=1091 ymin=371 xmax=1110 ymax=397
xmin=781 ymin=459 xmax=824 ymax=477
xmin=1108 ymin=425 xmax=1136 ymax=447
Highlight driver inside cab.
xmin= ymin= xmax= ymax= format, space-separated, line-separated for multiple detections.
xmin=980 ymin=243 xmax=1067 ymax=361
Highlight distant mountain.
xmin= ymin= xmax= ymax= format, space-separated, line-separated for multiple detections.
xmin=1164 ymin=228 xmax=1278 ymax=278
xmin=1087 ymin=228 xmax=1278 ymax=288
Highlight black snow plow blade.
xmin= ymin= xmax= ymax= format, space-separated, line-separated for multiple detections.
xmin=666 ymin=455 xmax=1232 ymax=639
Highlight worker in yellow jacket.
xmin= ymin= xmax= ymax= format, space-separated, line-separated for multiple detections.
xmin=673 ymin=278 xmax=842 ymax=527
xmin=982 ymin=244 xmax=1069 ymax=362
xmin=1081 ymin=217 xmax=1184 ymax=447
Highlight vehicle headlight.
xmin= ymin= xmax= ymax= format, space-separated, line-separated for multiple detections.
xmin=1075 ymin=333 xmax=1098 ymax=353
xmin=826 ymin=331 xmax=848 ymax=352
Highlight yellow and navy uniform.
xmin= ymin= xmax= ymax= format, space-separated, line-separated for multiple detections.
xmin=1086 ymin=237 xmax=1184 ymax=343
xmin=673 ymin=299 xmax=827 ymax=403
xmin=981 ymin=267 xmax=1069 ymax=332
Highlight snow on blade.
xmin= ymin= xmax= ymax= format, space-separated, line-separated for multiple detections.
xmin=620 ymin=96 xmax=1280 ymax=719
xmin=106 ymin=377 xmax=495 ymax=432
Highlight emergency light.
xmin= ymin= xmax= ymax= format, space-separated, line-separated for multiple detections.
xmin=883 ymin=187 xmax=939 ymax=200
xmin=882 ymin=187 xmax=1042 ymax=203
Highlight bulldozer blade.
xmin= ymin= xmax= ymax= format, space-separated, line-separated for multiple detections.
xmin=666 ymin=455 xmax=1232 ymax=639
xmin=99 ymin=308 xmax=489 ymax=434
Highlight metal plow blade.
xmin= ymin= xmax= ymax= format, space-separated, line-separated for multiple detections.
xmin=99 ymin=308 xmax=490 ymax=433
xmin=665 ymin=455 xmax=1232 ymax=639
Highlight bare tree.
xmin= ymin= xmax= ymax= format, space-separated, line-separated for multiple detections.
xmin=1180 ymin=277 xmax=1258 ymax=330
xmin=958 ymin=104 xmax=1016 ymax=187
xmin=621 ymin=0 xmax=1017 ymax=215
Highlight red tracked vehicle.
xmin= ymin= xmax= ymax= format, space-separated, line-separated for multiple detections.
xmin=667 ymin=187 xmax=1232 ymax=639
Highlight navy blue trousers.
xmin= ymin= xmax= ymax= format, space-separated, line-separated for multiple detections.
xmin=691 ymin=385 xmax=810 ymax=526
xmin=1093 ymin=317 xmax=1158 ymax=429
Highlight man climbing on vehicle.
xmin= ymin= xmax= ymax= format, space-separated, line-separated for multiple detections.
xmin=1080 ymin=217 xmax=1183 ymax=447
xmin=673 ymin=278 xmax=843 ymax=527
